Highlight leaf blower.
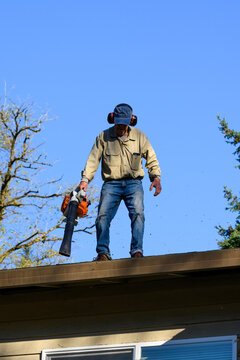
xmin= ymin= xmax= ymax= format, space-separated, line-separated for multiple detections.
xmin=59 ymin=188 xmax=90 ymax=257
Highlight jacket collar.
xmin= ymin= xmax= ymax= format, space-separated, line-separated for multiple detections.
xmin=109 ymin=126 xmax=135 ymax=141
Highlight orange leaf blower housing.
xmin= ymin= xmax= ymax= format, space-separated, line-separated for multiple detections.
xmin=61 ymin=194 xmax=89 ymax=218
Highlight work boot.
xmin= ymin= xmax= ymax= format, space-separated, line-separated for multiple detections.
xmin=94 ymin=253 xmax=111 ymax=261
xmin=131 ymin=251 xmax=143 ymax=258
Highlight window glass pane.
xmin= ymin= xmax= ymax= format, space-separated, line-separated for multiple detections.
xmin=49 ymin=349 xmax=133 ymax=360
xmin=141 ymin=340 xmax=233 ymax=360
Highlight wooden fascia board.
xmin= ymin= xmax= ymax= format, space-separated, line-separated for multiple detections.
xmin=0 ymin=249 xmax=240 ymax=289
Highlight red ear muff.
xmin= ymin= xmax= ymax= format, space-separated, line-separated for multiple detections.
xmin=130 ymin=115 xmax=137 ymax=126
xmin=107 ymin=112 xmax=114 ymax=124
xmin=107 ymin=109 xmax=137 ymax=126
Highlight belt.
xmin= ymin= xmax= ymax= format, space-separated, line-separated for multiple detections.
xmin=105 ymin=176 xmax=143 ymax=182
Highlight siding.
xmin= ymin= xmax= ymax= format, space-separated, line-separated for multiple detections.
xmin=1 ymin=250 xmax=240 ymax=359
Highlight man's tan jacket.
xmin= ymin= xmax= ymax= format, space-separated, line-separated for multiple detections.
xmin=82 ymin=126 xmax=161 ymax=183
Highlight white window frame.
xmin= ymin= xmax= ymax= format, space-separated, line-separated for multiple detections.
xmin=42 ymin=335 xmax=237 ymax=360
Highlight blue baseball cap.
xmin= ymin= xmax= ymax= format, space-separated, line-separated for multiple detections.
xmin=113 ymin=103 xmax=132 ymax=125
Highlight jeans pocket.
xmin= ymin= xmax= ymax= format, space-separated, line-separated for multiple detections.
xmin=131 ymin=153 xmax=141 ymax=171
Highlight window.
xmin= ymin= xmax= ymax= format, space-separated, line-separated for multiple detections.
xmin=142 ymin=339 xmax=234 ymax=360
xmin=44 ymin=348 xmax=134 ymax=360
xmin=42 ymin=336 xmax=237 ymax=360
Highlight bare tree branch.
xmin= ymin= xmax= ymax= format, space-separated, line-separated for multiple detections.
xmin=0 ymin=99 xmax=98 ymax=268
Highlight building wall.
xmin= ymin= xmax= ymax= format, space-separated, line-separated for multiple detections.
xmin=1 ymin=269 xmax=240 ymax=359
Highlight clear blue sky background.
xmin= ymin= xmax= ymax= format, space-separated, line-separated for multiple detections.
xmin=1 ymin=0 xmax=240 ymax=262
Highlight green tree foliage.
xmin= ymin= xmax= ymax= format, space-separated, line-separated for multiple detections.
xmin=216 ymin=116 xmax=240 ymax=249
xmin=0 ymin=99 xmax=97 ymax=268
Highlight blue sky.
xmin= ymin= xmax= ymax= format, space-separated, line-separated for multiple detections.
xmin=1 ymin=0 xmax=240 ymax=262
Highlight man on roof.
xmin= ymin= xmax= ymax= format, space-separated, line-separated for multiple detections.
xmin=80 ymin=103 xmax=162 ymax=261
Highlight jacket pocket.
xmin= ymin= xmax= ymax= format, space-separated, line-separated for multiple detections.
xmin=131 ymin=152 xmax=141 ymax=171
xmin=105 ymin=143 xmax=121 ymax=167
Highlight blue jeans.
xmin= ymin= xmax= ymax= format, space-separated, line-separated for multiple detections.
xmin=96 ymin=179 xmax=145 ymax=257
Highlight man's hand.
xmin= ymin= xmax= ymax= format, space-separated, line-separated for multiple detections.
xmin=150 ymin=177 xmax=162 ymax=196
xmin=79 ymin=181 xmax=88 ymax=191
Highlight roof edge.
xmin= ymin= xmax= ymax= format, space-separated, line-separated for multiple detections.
xmin=1 ymin=248 xmax=240 ymax=289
